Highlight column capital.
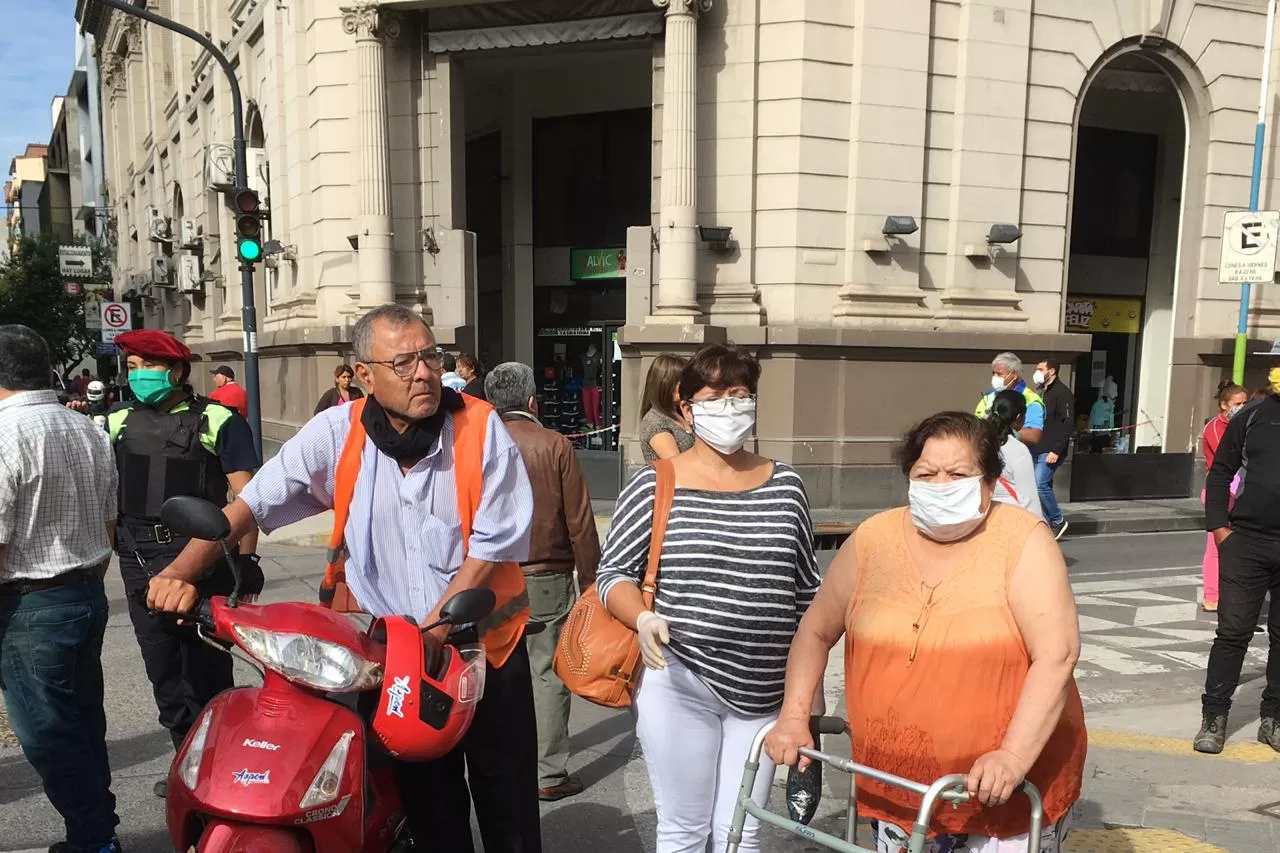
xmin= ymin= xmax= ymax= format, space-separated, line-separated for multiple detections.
xmin=653 ymin=0 xmax=712 ymax=16
xmin=342 ymin=2 xmax=401 ymax=43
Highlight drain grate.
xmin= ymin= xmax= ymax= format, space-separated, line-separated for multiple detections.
xmin=1252 ymin=799 xmax=1280 ymax=820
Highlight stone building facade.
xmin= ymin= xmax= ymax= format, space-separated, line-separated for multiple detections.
xmin=78 ymin=0 xmax=1280 ymax=506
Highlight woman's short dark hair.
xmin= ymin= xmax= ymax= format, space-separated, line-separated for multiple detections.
xmin=457 ymin=353 xmax=481 ymax=375
xmin=334 ymin=363 xmax=354 ymax=380
xmin=896 ymin=411 xmax=1004 ymax=484
xmin=0 ymin=325 xmax=52 ymax=391
xmin=679 ymin=343 xmax=761 ymax=401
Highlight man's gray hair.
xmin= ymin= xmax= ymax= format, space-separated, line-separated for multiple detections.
xmin=991 ymin=352 xmax=1022 ymax=376
xmin=352 ymin=304 xmax=430 ymax=361
xmin=485 ymin=362 xmax=537 ymax=413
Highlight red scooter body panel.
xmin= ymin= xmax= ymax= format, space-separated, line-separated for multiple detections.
xmin=196 ymin=821 xmax=311 ymax=853
xmin=208 ymin=599 xmax=382 ymax=664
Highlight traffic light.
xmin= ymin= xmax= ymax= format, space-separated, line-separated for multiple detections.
xmin=234 ymin=189 xmax=263 ymax=263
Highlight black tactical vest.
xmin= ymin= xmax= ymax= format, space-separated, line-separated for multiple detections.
xmin=116 ymin=397 xmax=230 ymax=522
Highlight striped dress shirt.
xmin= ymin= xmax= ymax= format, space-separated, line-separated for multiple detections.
xmin=0 ymin=390 xmax=118 ymax=581
xmin=239 ymin=402 xmax=533 ymax=622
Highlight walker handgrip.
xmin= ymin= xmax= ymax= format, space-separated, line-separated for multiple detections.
xmin=810 ymin=715 xmax=848 ymax=735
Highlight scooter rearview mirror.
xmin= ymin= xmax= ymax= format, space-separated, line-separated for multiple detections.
xmin=438 ymin=588 xmax=496 ymax=627
xmin=161 ymin=496 xmax=232 ymax=541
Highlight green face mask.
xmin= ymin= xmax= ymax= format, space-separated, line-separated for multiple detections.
xmin=128 ymin=368 xmax=175 ymax=405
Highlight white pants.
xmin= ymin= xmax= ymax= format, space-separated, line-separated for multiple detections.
xmin=633 ymin=657 xmax=776 ymax=853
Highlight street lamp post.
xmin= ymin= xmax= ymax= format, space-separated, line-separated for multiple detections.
xmin=95 ymin=0 xmax=263 ymax=460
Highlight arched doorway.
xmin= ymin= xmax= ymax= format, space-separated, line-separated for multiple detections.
xmin=1066 ymin=52 xmax=1189 ymax=455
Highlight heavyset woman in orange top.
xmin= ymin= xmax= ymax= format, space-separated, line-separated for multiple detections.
xmin=765 ymin=411 xmax=1086 ymax=853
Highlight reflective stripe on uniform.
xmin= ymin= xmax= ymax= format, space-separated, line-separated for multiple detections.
xmin=106 ymin=399 xmax=233 ymax=455
xmin=475 ymin=589 xmax=530 ymax=637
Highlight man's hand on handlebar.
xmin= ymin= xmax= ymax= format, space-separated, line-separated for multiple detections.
xmin=764 ymin=714 xmax=815 ymax=771
xmin=148 ymin=574 xmax=200 ymax=614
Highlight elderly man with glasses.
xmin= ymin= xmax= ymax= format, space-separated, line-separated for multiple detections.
xmin=147 ymin=304 xmax=541 ymax=853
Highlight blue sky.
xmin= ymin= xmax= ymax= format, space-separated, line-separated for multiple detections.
xmin=0 ymin=0 xmax=78 ymax=175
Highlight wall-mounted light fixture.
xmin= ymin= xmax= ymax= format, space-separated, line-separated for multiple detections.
xmin=863 ymin=215 xmax=919 ymax=253
xmin=963 ymin=224 xmax=1023 ymax=258
xmin=698 ymin=225 xmax=735 ymax=253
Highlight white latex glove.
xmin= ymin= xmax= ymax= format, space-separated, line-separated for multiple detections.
xmin=635 ymin=611 xmax=670 ymax=670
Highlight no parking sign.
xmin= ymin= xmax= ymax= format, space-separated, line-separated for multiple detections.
xmin=100 ymin=301 xmax=131 ymax=344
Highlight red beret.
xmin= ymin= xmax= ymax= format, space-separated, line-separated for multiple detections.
xmin=115 ymin=330 xmax=192 ymax=362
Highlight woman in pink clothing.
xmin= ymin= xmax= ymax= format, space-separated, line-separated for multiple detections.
xmin=1201 ymin=381 xmax=1247 ymax=612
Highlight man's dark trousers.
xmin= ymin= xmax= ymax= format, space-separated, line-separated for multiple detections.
xmin=0 ymin=573 xmax=119 ymax=852
xmin=119 ymin=542 xmax=235 ymax=749
xmin=395 ymin=638 xmax=542 ymax=853
xmin=1203 ymin=529 xmax=1280 ymax=718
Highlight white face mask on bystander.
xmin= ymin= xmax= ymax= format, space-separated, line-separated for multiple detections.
xmin=907 ymin=476 xmax=989 ymax=542
xmin=689 ymin=397 xmax=757 ymax=455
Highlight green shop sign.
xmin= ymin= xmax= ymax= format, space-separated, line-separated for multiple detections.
xmin=570 ymin=248 xmax=626 ymax=281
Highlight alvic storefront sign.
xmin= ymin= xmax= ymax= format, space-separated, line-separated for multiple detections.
xmin=570 ymin=248 xmax=626 ymax=281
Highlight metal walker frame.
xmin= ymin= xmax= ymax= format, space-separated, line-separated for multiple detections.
xmin=725 ymin=717 xmax=1044 ymax=853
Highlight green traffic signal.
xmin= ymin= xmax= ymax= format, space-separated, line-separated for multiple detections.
xmin=238 ymin=238 xmax=262 ymax=262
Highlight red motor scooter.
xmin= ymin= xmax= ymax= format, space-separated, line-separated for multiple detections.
xmin=155 ymin=496 xmax=495 ymax=853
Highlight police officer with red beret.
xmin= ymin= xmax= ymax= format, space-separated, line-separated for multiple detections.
xmin=107 ymin=330 xmax=261 ymax=797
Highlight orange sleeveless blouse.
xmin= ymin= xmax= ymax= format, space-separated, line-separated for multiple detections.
xmin=844 ymin=505 xmax=1086 ymax=838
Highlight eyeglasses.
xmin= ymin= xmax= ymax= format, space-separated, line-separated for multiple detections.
xmin=365 ymin=347 xmax=445 ymax=379
xmin=688 ymin=394 xmax=757 ymax=415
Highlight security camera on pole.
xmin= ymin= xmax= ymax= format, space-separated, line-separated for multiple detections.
xmin=93 ymin=0 xmax=264 ymax=461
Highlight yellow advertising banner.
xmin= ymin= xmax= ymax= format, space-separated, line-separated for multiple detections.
xmin=1063 ymin=297 xmax=1142 ymax=335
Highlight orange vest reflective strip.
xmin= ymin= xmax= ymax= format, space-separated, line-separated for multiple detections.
xmin=319 ymin=396 xmax=530 ymax=668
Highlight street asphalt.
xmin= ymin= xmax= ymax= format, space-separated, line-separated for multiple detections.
xmin=1 ymin=530 xmax=1276 ymax=853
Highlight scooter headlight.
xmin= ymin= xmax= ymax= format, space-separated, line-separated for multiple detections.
xmin=178 ymin=709 xmax=213 ymax=790
xmin=298 ymin=730 xmax=355 ymax=809
xmin=233 ymin=626 xmax=383 ymax=692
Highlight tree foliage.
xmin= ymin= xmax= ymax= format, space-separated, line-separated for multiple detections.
xmin=0 ymin=234 xmax=109 ymax=372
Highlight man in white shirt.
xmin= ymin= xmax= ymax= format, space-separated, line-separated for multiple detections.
xmin=0 ymin=325 xmax=121 ymax=853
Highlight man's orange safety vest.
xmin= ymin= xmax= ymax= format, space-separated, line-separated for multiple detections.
xmin=318 ymin=395 xmax=530 ymax=668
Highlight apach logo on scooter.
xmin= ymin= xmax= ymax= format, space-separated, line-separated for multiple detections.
xmin=385 ymin=674 xmax=412 ymax=718
xmin=232 ymin=769 xmax=271 ymax=787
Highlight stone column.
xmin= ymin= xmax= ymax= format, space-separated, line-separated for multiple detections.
xmin=648 ymin=0 xmax=710 ymax=324
xmin=342 ymin=2 xmax=399 ymax=310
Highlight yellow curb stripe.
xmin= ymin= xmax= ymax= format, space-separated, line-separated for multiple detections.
xmin=1066 ymin=828 xmax=1232 ymax=853
xmin=1088 ymin=728 xmax=1278 ymax=764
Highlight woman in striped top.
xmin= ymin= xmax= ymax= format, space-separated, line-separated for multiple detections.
xmin=597 ymin=343 xmax=822 ymax=853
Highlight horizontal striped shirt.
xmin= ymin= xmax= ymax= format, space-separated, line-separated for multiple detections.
xmin=0 ymin=391 xmax=117 ymax=580
xmin=597 ymin=463 xmax=821 ymax=715
xmin=239 ymin=401 xmax=533 ymax=622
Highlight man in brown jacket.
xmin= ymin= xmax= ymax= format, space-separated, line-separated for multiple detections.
xmin=485 ymin=362 xmax=601 ymax=801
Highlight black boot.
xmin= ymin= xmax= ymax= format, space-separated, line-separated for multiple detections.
xmin=1193 ymin=712 xmax=1228 ymax=754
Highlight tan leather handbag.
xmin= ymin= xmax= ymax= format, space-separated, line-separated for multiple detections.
xmin=553 ymin=459 xmax=675 ymax=708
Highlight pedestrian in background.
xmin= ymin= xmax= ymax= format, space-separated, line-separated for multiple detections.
xmin=457 ymin=352 xmax=486 ymax=400
xmin=208 ymin=365 xmax=248 ymax=419
xmin=313 ymin=363 xmax=365 ymax=414
xmin=599 ymin=343 xmax=822 ymax=853
xmin=988 ymin=390 xmax=1043 ymax=521
xmin=1199 ymin=356 xmax=1280 ymax=755
xmin=1032 ymin=358 xmax=1073 ymax=539
xmin=0 ymin=325 xmax=122 ymax=853
xmin=440 ymin=353 xmax=468 ymax=392
xmin=975 ymin=352 xmax=1045 ymax=446
xmin=486 ymin=362 xmax=601 ymax=802
xmin=638 ymin=353 xmax=694 ymax=462
xmin=1200 ymin=381 xmax=1247 ymax=613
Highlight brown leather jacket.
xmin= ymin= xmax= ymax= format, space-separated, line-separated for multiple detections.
xmin=501 ymin=412 xmax=601 ymax=586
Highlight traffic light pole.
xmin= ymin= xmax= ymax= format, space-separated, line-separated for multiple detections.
xmin=99 ymin=0 xmax=263 ymax=460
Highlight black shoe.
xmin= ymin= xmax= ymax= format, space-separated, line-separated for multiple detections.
xmin=49 ymin=836 xmax=122 ymax=853
xmin=1260 ymin=717 xmax=1280 ymax=752
xmin=1052 ymin=520 xmax=1069 ymax=541
xmin=153 ymin=777 xmax=168 ymax=798
xmin=1193 ymin=712 xmax=1228 ymax=754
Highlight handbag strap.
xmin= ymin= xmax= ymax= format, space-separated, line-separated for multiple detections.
xmin=640 ymin=458 xmax=675 ymax=609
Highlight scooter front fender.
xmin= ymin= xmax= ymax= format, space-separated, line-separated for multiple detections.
xmin=197 ymin=820 xmax=312 ymax=853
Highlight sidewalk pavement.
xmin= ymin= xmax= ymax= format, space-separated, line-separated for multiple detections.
xmin=262 ymin=496 xmax=1208 ymax=548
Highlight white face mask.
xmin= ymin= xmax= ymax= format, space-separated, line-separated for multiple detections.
xmin=1032 ymin=370 xmax=1046 ymax=387
xmin=689 ymin=398 xmax=757 ymax=455
xmin=990 ymin=374 xmax=1008 ymax=392
xmin=907 ymin=476 xmax=989 ymax=542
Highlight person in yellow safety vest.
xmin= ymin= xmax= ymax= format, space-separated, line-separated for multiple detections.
xmin=147 ymin=304 xmax=541 ymax=853
xmin=975 ymin=351 xmax=1045 ymax=447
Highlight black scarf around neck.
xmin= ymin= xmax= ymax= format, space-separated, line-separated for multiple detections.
xmin=361 ymin=388 xmax=465 ymax=463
